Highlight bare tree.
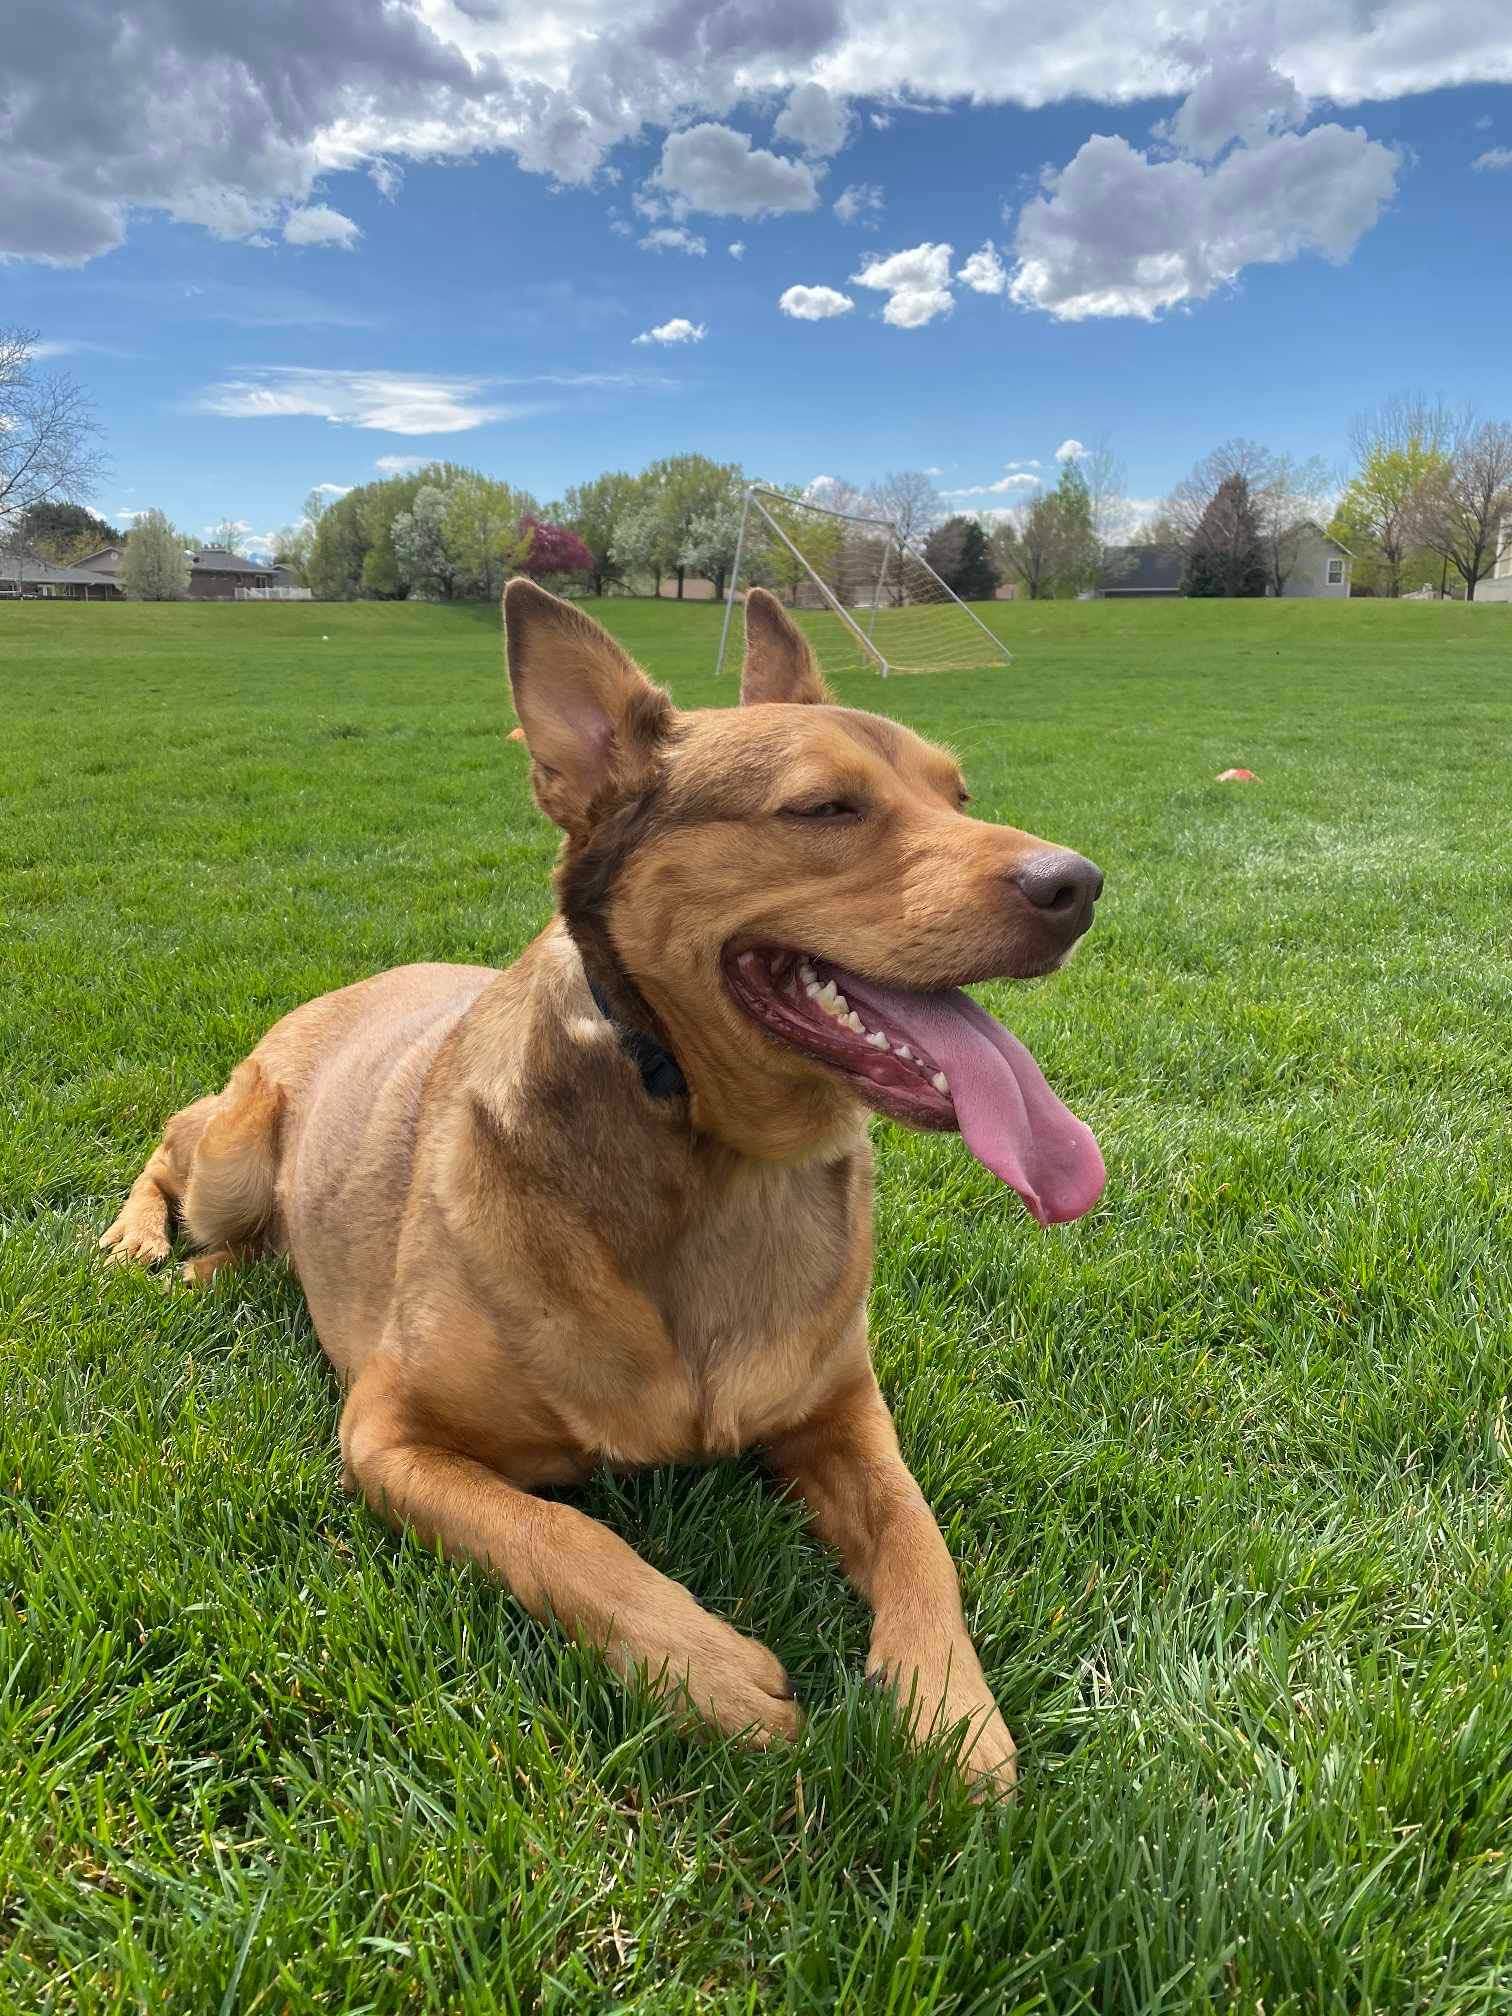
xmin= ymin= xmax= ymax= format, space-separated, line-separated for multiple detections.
xmin=0 ymin=327 xmax=106 ymax=549
xmin=990 ymin=494 xmax=1061 ymax=601
xmin=204 ymin=518 xmax=248 ymax=554
xmin=1167 ymin=439 xmax=1277 ymax=546
xmin=1255 ymin=452 xmax=1335 ymax=595
xmin=866 ymin=469 xmax=941 ymax=549
xmin=1407 ymin=416 xmax=1512 ymax=600
xmin=1340 ymin=393 xmax=1453 ymax=598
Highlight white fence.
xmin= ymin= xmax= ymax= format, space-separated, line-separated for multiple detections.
xmin=236 ymin=585 xmax=313 ymax=601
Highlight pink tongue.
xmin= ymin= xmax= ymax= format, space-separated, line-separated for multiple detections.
xmin=835 ymin=972 xmax=1105 ymax=1225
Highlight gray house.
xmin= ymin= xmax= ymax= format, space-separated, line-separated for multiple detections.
xmin=1276 ymin=521 xmax=1351 ymax=598
xmin=0 ymin=555 xmax=121 ymax=599
xmin=1096 ymin=524 xmax=1351 ymax=599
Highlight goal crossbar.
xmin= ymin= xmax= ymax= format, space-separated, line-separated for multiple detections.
xmin=716 ymin=484 xmax=1014 ymax=679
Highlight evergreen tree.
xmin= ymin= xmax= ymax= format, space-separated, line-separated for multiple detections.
xmin=1182 ymin=474 xmax=1267 ymax=598
xmin=953 ymin=518 xmax=1000 ymax=600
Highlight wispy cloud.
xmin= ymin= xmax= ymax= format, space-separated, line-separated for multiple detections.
xmin=638 ymin=225 xmax=707 ymax=255
xmin=1472 ymin=146 xmax=1512 ymax=170
xmin=31 ymin=337 xmax=134 ymax=360
xmin=283 ymin=204 xmax=362 ymax=250
xmin=196 ymin=366 xmax=546 ymax=435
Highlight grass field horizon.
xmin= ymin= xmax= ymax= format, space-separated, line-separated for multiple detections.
xmin=5 ymin=594 xmax=1512 ymax=2012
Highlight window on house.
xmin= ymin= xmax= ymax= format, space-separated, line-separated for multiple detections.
xmin=1326 ymin=557 xmax=1344 ymax=586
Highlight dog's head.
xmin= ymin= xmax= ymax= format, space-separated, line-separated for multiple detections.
xmin=504 ymin=579 xmax=1104 ymax=1223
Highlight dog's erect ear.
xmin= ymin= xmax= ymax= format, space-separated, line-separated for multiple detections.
xmin=740 ymin=587 xmax=833 ymax=707
xmin=504 ymin=579 xmax=674 ymax=829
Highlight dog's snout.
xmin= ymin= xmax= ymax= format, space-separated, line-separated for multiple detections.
xmin=1010 ymin=850 xmax=1104 ymax=936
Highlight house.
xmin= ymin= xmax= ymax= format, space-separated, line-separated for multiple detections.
xmin=1276 ymin=522 xmax=1350 ymax=598
xmin=1094 ymin=526 xmax=1352 ymax=599
xmin=74 ymin=544 xmax=278 ymax=599
xmin=1479 ymin=510 xmax=1512 ymax=602
xmin=1098 ymin=546 xmax=1184 ymax=597
xmin=0 ymin=555 xmax=121 ymax=600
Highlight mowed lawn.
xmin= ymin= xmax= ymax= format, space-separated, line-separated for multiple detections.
xmin=4 ymin=593 xmax=1512 ymax=2014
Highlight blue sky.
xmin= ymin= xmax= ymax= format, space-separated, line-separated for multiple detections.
xmin=6 ymin=1 xmax=1510 ymax=551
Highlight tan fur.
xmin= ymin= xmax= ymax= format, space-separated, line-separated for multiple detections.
xmin=101 ymin=583 xmax=1100 ymax=1792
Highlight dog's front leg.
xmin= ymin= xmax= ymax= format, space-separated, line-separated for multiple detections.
xmin=767 ymin=1372 xmax=1017 ymax=1795
xmin=341 ymin=1353 xmax=801 ymax=1748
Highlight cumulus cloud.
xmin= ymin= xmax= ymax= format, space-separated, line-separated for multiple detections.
xmin=312 ymin=481 xmax=353 ymax=496
xmin=1054 ymin=438 xmax=1086 ymax=460
xmin=778 ymin=283 xmax=855 ymax=319
xmin=1010 ymin=121 xmax=1400 ymax=321
xmin=957 ymin=240 xmax=1007 ymax=293
xmin=639 ymin=224 xmax=708 ymax=254
xmin=851 ymin=241 xmax=955 ymax=328
xmin=197 ymin=367 xmax=539 ymax=434
xmin=833 ymin=182 xmax=883 ymax=225
xmin=1 ymin=0 xmax=1498 ymax=266
xmin=1473 ymin=146 xmax=1512 ymax=170
xmin=728 ymin=239 xmax=747 ymax=257
xmin=650 ymin=123 xmax=820 ymax=217
xmin=283 ymin=204 xmax=361 ymax=249
xmin=773 ymin=83 xmax=853 ymax=156
xmin=632 ymin=317 xmax=707 ymax=345
xmin=375 ymin=454 xmax=427 ymax=472
xmin=1162 ymin=39 xmax=1308 ymax=158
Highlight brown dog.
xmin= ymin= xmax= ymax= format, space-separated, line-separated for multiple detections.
xmin=102 ymin=582 xmax=1105 ymax=1794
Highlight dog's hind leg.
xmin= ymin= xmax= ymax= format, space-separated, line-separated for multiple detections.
xmin=100 ymin=1092 xmax=221 ymax=1267
xmin=101 ymin=1061 xmax=284 ymax=1277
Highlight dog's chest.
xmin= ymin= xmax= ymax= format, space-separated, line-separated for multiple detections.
xmin=614 ymin=1148 xmax=873 ymax=1458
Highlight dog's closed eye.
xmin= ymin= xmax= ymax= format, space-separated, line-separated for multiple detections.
xmin=781 ymin=799 xmax=863 ymax=822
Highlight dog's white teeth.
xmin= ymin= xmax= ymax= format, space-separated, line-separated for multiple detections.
xmin=866 ymin=1030 xmax=890 ymax=1050
xmin=846 ymin=1011 xmax=865 ymax=1033
xmin=817 ymin=981 xmax=838 ymax=1008
xmin=896 ymin=1044 xmax=914 ymax=1061
xmin=932 ymin=1071 xmax=950 ymax=1095
xmin=804 ymin=982 xmax=821 ymax=999
xmin=799 ymin=961 xmax=817 ymax=985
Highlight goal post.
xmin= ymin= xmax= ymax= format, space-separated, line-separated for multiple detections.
xmin=715 ymin=484 xmax=1013 ymax=681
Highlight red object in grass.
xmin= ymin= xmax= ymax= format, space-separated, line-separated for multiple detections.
xmin=1217 ymin=767 xmax=1259 ymax=781
xmin=507 ymin=726 xmax=526 ymax=743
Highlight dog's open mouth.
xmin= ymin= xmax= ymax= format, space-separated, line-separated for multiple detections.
xmin=724 ymin=947 xmax=1105 ymax=1225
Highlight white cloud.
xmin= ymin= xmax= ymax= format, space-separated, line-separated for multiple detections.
xmin=1010 ymin=121 xmax=1400 ymax=321
xmin=1008 ymin=458 xmax=1041 ymax=470
xmin=1162 ymin=39 xmax=1308 ymax=158
xmin=3 ymin=0 xmax=1509 ymax=267
xmin=957 ymin=240 xmax=1007 ymax=294
xmin=851 ymin=241 xmax=955 ymax=328
xmin=197 ymin=367 xmax=540 ymax=434
xmin=375 ymin=454 xmax=427 ymax=472
xmin=282 ymin=204 xmax=362 ymax=250
xmin=312 ymin=481 xmax=353 ymax=496
xmin=778 ymin=283 xmax=855 ymax=320
xmin=1473 ymin=146 xmax=1512 ymax=170
xmin=368 ymin=159 xmax=403 ymax=200
xmin=651 ymin=123 xmax=820 ymax=218
xmin=833 ymin=182 xmax=884 ymax=226
xmin=870 ymin=112 xmax=892 ymax=131
xmin=773 ymin=83 xmax=853 ymax=157
xmin=923 ymin=465 xmax=945 ymax=476
xmin=29 ymin=337 xmax=130 ymax=359
xmin=1054 ymin=439 xmax=1086 ymax=461
xmin=639 ymin=224 xmax=708 ymax=255
xmin=946 ymin=471 xmax=1042 ymax=495
xmin=632 ymin=317 xmax=706 ymax=345
xmin=728 ymin=239 xmax=747 ymax=258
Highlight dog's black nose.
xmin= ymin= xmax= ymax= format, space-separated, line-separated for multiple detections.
xmin=1011 ymin=850 xmax=1104 ymax=937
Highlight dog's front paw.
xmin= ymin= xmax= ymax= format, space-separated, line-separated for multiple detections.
xmin=866 ymin=1629 xmax=1017 ymax=1797
xmin=620 ymin=1609 xmax=804 ymax=1750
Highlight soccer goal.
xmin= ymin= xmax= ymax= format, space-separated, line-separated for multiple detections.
xmin=715 ymin=485 xmax=1013 ymax=680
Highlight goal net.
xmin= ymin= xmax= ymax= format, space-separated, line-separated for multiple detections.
xmin=715 ymin=485 xmax=1012 ymax=680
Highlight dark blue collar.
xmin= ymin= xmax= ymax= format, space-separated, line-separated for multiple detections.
xmin=587 ymin=978 xmax=687 ymax=1102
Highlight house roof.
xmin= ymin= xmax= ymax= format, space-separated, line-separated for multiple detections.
xmin=1101 ymin=545 xmax=1184 ymax=592
xmin=1291 ymin=519 xmax=1352 ymax=558
xmin=190 ymin=547 xmax=274 ymax=573
xmin=2 ymin=555 xmax=119 ymax=586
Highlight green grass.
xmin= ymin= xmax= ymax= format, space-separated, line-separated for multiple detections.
xmin=4 ymin=593 xmax=1512 ymax=2013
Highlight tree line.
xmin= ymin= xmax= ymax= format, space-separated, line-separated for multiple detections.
xmin=4 ymin=324 xmax=1508 ymax=606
